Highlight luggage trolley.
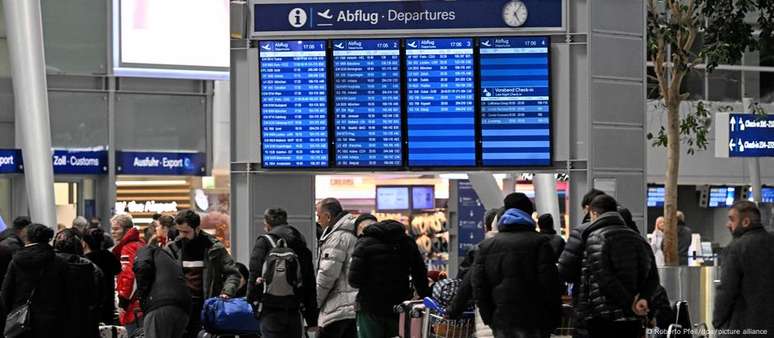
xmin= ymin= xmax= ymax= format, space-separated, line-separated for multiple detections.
xmin=420 ymin=298 xmax=475 ymax=338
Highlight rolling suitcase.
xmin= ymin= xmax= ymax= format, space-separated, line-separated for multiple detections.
xmin=395 ymin=300 xmax=424 ymax=338
xmin=99 ymin=325 xmax=128 ymax=338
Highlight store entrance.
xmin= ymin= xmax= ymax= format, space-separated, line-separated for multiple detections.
xmin=54 ymin=177 xmax=96 ymax=227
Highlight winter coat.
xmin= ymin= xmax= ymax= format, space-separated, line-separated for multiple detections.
xmin=0 ymin=232 xmax=23 ymax=288
xmin=348 ymin=220 xmax=431 ymax=315
xmin=576 ymin=212 xmax=659 ymax=322
xmin=0 ymin=243 xmax=70 ymax=338
xmin=542 ymin=233 xmax=565 ymax=262
xmin=316 ymin=213 xmax=359 ymax=328
xmin=85 ymin=249 xmax=122 ymax=324
xmin=713 ymin=225 xmax=774 ymax=335
xmin=134 ymin=245 xmax=192 ymax=314
xmin=246 ymin=223 xmax=319 ymax=327
xmin=677 ymin=223 xmax=693 ymax=265
xmin=558 ymin=221 xmax=591 ymax=284
xmin=168 ymin=231 xmax=241 ymax=299
xmin=112 ymin=227 xmax=144 ymax=325
xmin=472 ymin=208 xmax=561 ymax=331
xmin=58 ymin=252 xmax=103 ymax=338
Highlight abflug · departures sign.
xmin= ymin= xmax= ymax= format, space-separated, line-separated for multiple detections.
xmin=251 ymin=0 xmax=563 ymax=37
xmin=728 ymin=114 xmax=774 ymax=157
xmin=116 ymin=151 xmax=206 ymax=176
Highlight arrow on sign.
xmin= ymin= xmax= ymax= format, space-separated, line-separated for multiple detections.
xmin=730 ymin=117 xmax=736 ymax=131
xmin=729 ymin=139 xmax=735 ymax=151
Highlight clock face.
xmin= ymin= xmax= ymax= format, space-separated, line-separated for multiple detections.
xmin=502 ymin=0 xmax=528 ymax=27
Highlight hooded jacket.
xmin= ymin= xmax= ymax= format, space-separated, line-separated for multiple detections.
xmin=168 ymin=231 xmax=241 ymax=299
xmin=713 ymin=225 xmax=774 ymax=335
xmin=316 ymin=213 xmax=359 ymax=328
xmin=246 ymin=223 xmax=319 ymax=327
xmin=348 ymin=220 xmax=430 ymax=315
xmin=472 ymin=208 xmax=561 ymax=331
xmin=112 ymin=227 xmax=144 ymax=325
xmin=1 ymin=243 xmax=70 ymax=338
xmin=58 ymin=252 xmax=103 ymax=338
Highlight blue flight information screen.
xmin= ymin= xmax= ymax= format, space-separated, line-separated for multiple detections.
xmin=333 ymin=39 xmax=402 ymax=167
xmin=479 ymin=37 xmax=551 ymax=166
xmin=259 ymin=40 xmax=328 ymax=168
xmin=406 ymin=38 xmax=476 ymax=167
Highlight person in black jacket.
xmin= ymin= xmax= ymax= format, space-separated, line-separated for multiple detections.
xmin=0 ymin=216 xmax=31 ymax=288
xmin=538 ymin=214 xmax=565 ymax=262
xmin=573 ymin=195 xmax=659 ymax=338
xmin=713 ymin=201 xmax=774 ymax=336
xmin=82 ymin=226 xmax=122 ymax=325
xmin=446 ymin=208 xmax=500 ymax=319
xmin=348 ymin=220 xmax=431 ymax=338
xmin=53 ymin=228 xmax=103 ymax=338
xmin=472 ymin=202 xmax=561 ymax=338
xmin=675 ymin=211 xmax=693 ymax=265
xmin=247 ymin=208 xmax=319 ymax=338
xmin=1 ymin=224 xmax=71 ymax=338
xmin=134 ymin=244 xmax=191 ymax=338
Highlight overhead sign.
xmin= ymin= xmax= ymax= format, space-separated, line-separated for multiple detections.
xmin=251 ymin=0 xmax=564 ymax=37
xmin=53 ymin=150 xmax=108 ymax=175
xmin=0 ymin=149 xmax=23 ymax=174
xmin=116 ymin=151 xmax=206 ymax=176
xmin=716 ymin=113 xmax=774 ymax=158
xmin=457 ymin=180 xmax=485 ymax=257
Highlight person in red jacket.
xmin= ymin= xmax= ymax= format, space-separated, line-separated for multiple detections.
xmin=111 ymin=214 xmax=145 ymax=335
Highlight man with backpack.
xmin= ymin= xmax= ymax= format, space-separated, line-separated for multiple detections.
xmin=134 ymin=242 xmax=191 ymax=338
xmin=167 ymin=209 xmax=242 ymax=338
xmin=564 ymin=195 xmax=659 ymax=338
xmin=315 ymin=198 xmax=359 ymax=338
xmin=247 ymin=208 xmax=319 ymax=338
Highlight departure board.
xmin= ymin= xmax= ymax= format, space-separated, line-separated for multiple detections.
xmin=405 ymin=38 xmax=476 ymax=167
xmin=479 ymin=37 xmax=551 ymax=166
xmin=333 ymin=39 xmax=403 ymax=167
xmin=259 ymin=40 xmax=328 ymax=168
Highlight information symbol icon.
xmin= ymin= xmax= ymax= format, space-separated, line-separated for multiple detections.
xmin=288 ymin=8 xmax=308 ymax=28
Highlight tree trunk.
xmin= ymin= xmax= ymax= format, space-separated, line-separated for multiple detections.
xmin=663 ymin=99 xmax=681 ymax=266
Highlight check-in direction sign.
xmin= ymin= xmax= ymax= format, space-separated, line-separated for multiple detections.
xmin=716 ymin=113 xmax=774 ymax=158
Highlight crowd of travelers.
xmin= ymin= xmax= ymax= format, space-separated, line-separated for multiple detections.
xmin=0 ymin=190 xmax=770 ymax=338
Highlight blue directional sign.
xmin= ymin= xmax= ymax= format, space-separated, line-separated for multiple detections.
xmin=457 ymin=180 xmax=486 ymax=258
xmin=727 ymin=114 xmax=774 ymax=157
xmin=52 ymin=150 xmax=108 ymax=174
xmin=116 ymin=151 xmax=206 ymax=175
xmin=252 ymin=0 xmax=564 ymax=37
xmin=0 ymin=149 xmax=23 ymax=174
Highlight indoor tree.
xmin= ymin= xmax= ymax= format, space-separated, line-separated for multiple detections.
xmin=647 ymin=0 xmax=773 ymax=265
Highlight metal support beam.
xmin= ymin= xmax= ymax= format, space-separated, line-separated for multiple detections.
xmin=534 ymin=173 xmax=561 ymax=233
xmin=467 ymin=172 xmax=503 ymax=211
xmin=3 ymin=0 xmax=56 ymax=227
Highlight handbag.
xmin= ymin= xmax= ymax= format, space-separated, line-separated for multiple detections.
xmin=4 ymin=260 xmax=51 ymax=338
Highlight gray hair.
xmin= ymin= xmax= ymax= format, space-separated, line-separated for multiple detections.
xmin=72 ymin=216 xmax=89 ymax=231
xmin=111 ymin=214 xmax=134 ymax=230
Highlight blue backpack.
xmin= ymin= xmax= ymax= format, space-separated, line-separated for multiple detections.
xmin=201 ymin=297 xmax=261 ymax=335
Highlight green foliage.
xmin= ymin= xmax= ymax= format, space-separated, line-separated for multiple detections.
xmin=647 ymin=0 xmax=773 ymax=153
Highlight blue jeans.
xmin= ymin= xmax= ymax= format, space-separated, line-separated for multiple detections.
xmin=125 ymin=321 xmax=140 ymax=336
